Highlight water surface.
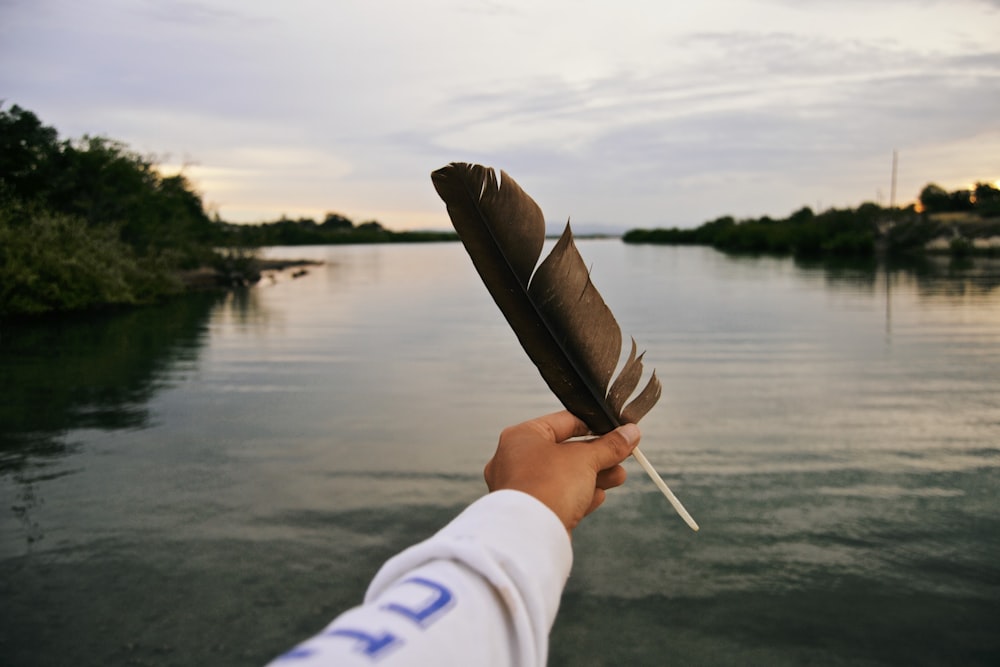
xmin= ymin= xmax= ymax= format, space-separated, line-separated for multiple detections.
xmin=2 ymin=242 xmax=998 ymax=665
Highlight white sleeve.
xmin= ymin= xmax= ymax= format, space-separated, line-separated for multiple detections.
xmin=267 ymin=489 xmax=573 ymax=667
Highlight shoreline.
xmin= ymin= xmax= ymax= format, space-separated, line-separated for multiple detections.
xmin=177 ymin=257 xmax=323 ymax=290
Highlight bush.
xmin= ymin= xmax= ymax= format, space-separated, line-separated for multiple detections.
xmin=821 ymin=231 xmax=875 ymax=256
xmin=949 ymin=237 xmax=972 ymax=258
xmin=0 ymin=209 xmax=181 ymax=317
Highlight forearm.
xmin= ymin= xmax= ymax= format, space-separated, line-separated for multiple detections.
xmin=269 ymin=490 xmax=573 ymax=667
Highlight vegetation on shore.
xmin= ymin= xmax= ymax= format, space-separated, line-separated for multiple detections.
xmin=5 ymin=102 xmax=995 ymax=319
xmin=624 ymin=183 xmax=1000 ymax=258
xmin=1 ymin=103 xmax=238 ymax=318
xmin=0 ymin=104 xmax=452 ymax=319
xmin=217 ymin=214 xmax=456 ymax=246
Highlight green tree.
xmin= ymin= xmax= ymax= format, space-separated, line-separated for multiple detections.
xmin=0 ymin=105 xmax=60 ymax=206
xmin=321 ymin=212 xmax=353 ymax=230
xmin=788 ymin=206 xmax=814 ymax=224
xmin=973 ymin=182 xmax=1000 ymax=217
xmin=919 ymin=184 xmax=951 ymax=213
xmin=948 ymin=189 xmax=974 ymax=212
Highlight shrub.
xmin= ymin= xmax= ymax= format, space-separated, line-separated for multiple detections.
xmin=0 ymin=209 xmax=181 ymax=317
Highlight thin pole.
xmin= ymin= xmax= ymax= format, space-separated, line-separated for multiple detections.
xmin=890 ymin=149 xmax=898 ymax=209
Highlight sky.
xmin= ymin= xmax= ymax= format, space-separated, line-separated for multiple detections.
xmin=2 ymin=0 xmax=999 ymax=232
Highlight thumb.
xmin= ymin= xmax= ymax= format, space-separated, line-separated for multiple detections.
xmin=587 ymin=423 xmax=641 ymax=471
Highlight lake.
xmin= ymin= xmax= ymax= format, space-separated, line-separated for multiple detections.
xmin=1 ymin=241 xmax=998 ymax=666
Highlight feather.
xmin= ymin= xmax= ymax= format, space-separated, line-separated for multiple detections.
xmin=432 ymin=162 xmax=698 ymax=530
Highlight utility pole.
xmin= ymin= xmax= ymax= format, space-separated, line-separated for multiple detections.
xmin=889 ymin=149 xmax=898 ymax=209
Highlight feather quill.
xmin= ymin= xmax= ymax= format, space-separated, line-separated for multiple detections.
xmin=432 ymin=162 xmax=698 ymax=530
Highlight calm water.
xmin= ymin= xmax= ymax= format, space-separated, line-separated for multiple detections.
xmin=1 ymin=241 xmax=998 ymax=666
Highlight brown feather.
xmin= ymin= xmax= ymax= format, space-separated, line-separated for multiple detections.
xmin=431 ymin=162 xmax=660 ymax=434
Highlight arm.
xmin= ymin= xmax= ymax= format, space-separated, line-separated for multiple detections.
xmin=268 ymin=411 xmax=640 ymax=667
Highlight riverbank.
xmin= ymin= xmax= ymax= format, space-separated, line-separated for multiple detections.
xmin=625 ymin=209 xmax=1000 ymax=259
xmin=919 ymin=213 xmax=1000 ymax=256
xmin=176 ymin=257 xmax=324 ymax=290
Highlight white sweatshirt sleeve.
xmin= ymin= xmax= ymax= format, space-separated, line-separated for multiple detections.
xmin=267 ymin=489 xmax=573 ymax=667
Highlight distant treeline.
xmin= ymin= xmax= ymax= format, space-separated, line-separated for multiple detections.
xmin=625 ymin=206 xmax=881 ymax=256
xmin=624 ymin=182 xmax=1000 ymax=258
xmin=217 ymin=213 xmax=456 ymax=246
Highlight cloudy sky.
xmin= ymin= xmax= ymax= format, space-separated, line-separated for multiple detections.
xmin=2 ymin=0 xmax=999 ymax=232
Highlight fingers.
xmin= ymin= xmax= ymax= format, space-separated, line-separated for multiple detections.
xmin=585 ymin=488 xmax=606 ymax=516
xmin=488 ymin=411 xmax=642 ymax=532
xmin=528 ymin=410 xmax=591 ymax=443
xmin=586 ymin=423 xmax=641 ymax=472
xmin=595 ymin=464 xmax=627 ymax=490
xmin=585 ymin=464 xmax=627 ymax=517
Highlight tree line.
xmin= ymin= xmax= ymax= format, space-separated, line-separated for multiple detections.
xmin=624 ymin=181 xmax=1000 ymax=257
xmin=220 ymin=213 xmax=456 ymax=246
xmin=919 ymin=182 xmax=1000 ymax=217
xmin=6 ymin=101 xmax=994 ymax=317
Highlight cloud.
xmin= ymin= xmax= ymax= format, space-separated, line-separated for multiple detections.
xmin=2 ymin=0 xmax=998 ymax=228
xmin=134 ymin=0 xmax=268 ymax=27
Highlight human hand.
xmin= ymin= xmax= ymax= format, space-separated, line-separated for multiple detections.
xmin=483 ymin=411 xmax=641 ymax=534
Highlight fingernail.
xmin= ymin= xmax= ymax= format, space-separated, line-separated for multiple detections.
xmin=618 ymin=423 xmax=640 ymax=447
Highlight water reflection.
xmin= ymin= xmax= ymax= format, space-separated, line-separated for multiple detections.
xmin=3 ymin=250 xmax=996 ymax=479
xmin=790 ymin=254 xmax=1000 ymax=340
xmin=0 ymin=293 xmax=221 ymax=475
xmin=2 ymin=243 xmax=999 ymax=666
xmin=793 ymin=253 xmax=1000 ymax=299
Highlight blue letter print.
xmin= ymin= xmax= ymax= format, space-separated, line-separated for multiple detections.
xmin=381 ymin=577 xmax=455 ymax=628
xmin=325 ymin=628 xmax=401 ymax=659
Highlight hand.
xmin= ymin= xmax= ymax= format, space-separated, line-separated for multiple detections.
xmin=484 ymin=411 xmax=641 ymax=534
